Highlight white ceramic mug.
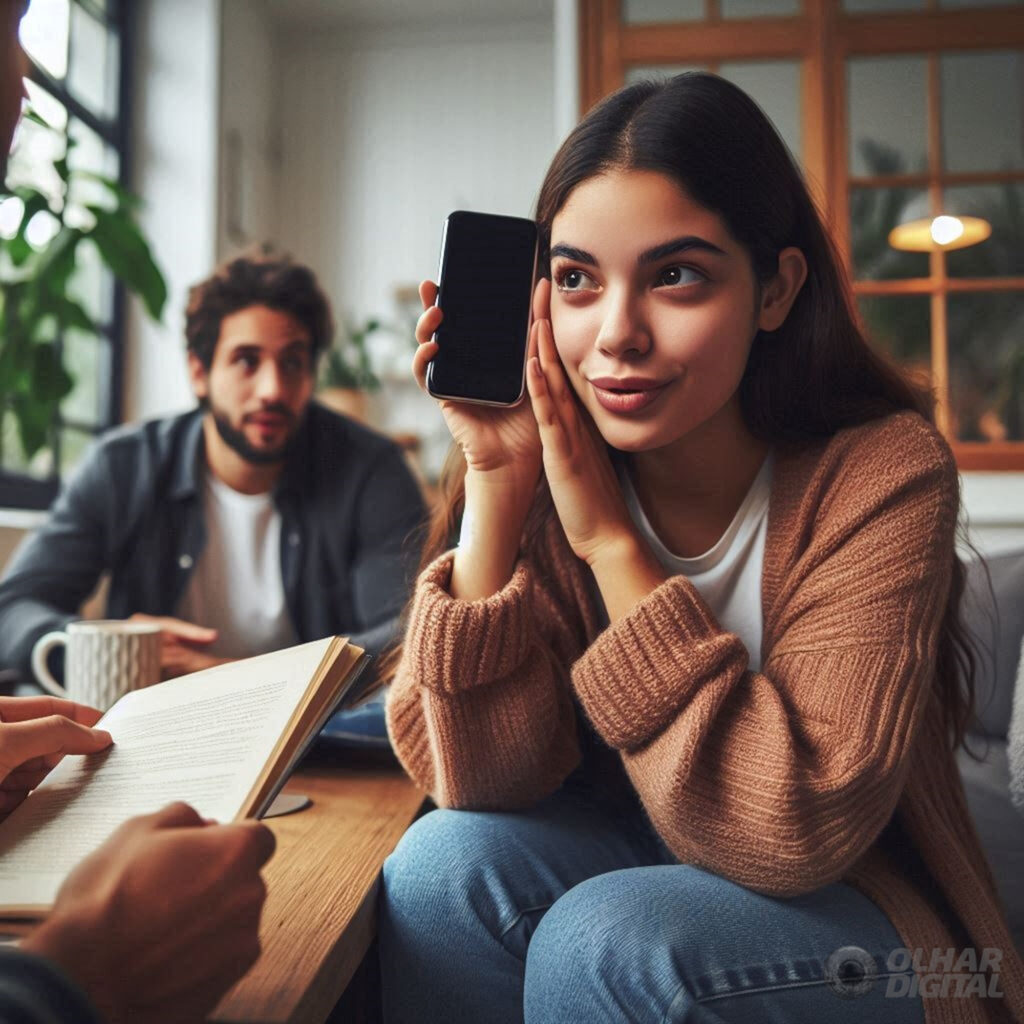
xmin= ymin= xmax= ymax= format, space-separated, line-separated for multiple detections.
xmin=31 ymin=620 xmax=162 ymax=710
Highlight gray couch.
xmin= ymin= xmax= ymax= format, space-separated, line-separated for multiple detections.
xmin=956 ymin=546 xmax=1024 ymax=953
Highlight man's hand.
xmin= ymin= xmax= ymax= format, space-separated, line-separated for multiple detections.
xmin=23 ymin=802 xmax=276 ymax=1024
xmin=0 ymin=696 xmax=112 ymax=821
xmin=128 ymin=614 xmax=232 ymax=679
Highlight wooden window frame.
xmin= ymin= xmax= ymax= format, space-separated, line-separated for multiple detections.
xmin=578 ymin=0 xmax=1024 ymax=470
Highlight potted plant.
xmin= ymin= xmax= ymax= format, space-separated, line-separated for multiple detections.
xmin=0 ymin=111 xmax=166 ymax=498
xmin=317 ymin=315 xmax=386 ymax=423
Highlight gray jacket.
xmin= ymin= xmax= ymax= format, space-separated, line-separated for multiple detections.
xmin=0 ymin=403 xmax=427 ymax=678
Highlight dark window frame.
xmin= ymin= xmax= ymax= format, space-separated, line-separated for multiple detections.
xmin=0 ymin=0 xmax=131 ymax=509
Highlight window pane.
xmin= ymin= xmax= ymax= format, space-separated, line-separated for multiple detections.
xmin=722 ymin=0 xmax=800 ymax=15
xmin=625 ymin=65 xmax=708 ymax=86
xmin=942 ymin=52 xmax=1024 ymax=173
xmin=5 ymin=112 xmax=65 ymax=206
xmin=66 ymin=118 xmax=119 ymax=216
xmin=61 ymin=330 xmax=110 ymax=427
xmin=71 ymin=236 xmax=115 ymax=326
xmin=848 ymin=57 xmax=928 ymax=177
xmin=941 ymin=0 xmax=1023 ymax=8
xmin=718 ymin=60 xmax=801 ymax=160
xmin=858 ymin=295 xmax=932 ymax=388
xmin=23 ymin=81 xmax=68 ymax=133
xmin=850 ymin=187 xmax=931 ymax=280
xmin=844 ymin=0 xmax=924 ymax=11
xmin=944 ymin=184 xmax=1024 ymax=279
xmin=59 ymin=428 xmax=96 ymax=477
xmin=19 ymin=0 xmax=70 ymax=80
xmin=949 ymin=292 xmax=1024 ymax=442
xmin=0 ymin=413 xmax=55 ymax=479
xmin=68 ymin=4 xmax=120 ymax=121
xmin=623 ymin=0 xmax=705 ymax=22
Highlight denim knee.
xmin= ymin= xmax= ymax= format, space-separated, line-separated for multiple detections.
xmin=382 ymin=806 xmax=539 ymax=945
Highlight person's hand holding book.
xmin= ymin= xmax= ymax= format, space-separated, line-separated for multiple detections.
xmin=22 ymin=801 xmax=276 ymax=1024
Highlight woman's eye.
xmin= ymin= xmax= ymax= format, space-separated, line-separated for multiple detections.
xmin=556 ymin=268 xmax=597 ymax=293
xmin=656 ymin=265 xmax=704 ymax=288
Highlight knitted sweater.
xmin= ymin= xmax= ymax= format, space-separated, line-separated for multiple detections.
xmin=387 ymin=410 xmax=1024 ymax=1024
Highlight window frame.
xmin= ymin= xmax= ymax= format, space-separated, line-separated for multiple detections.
xmin=578 ymin=0 xmax=1024 ymax=470
xmin=0 ymin=0 xmax=131 ymax=509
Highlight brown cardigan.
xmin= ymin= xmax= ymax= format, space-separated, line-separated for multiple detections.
xmin=387 ymin=410 xmax=1023 ymax=1024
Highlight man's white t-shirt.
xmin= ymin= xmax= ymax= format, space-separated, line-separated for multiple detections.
xmin=175 ymin=473 xmax=298 ymax=659
xmin=619 ymin=453 xmax=773 ymax=672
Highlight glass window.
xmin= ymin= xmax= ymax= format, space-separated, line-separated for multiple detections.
xmin=623 ymin=0 xmax=705 ymax=23
xmin=2 ymin=0 xmax=127 ymax=507
xmin=625 ymin=64 xmax=708 ymax=86
xmin=948 ymin=292 xmax=1024 ymax=442
xmin=718 ymin=60 xmax=801 ymax=160
xmin=844 ymin=0 xmax=924 ymax=11
xmin=944 ymin=184 xmax=1024 ymax=279
xmin=18 ymin=0 xmax=70 ymax=80
xmin=850 ymin=187 xmax=931 ymax=280
xmin=59 ymin=428 xmax=96 ymax=476
xmin=848 ymin=56 xmax=928 ymax=177
xmin=940 ymin=0 xmax=1023 ymax=8
xmin=68 ymin=4 xmax=120 ymax=122
xmin=858 ymin=295 xmax=932 ymax=389
xmin=941 ymin=52 xmax=1024 ymax=173
xmin=722 ymin=0 xmax=800 ymax=15
xmin=61 ymin=331 xmax=110 ymax=428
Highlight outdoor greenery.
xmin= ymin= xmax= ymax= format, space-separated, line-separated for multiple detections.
xmin=0 ymin=111 xmax=166 ymax=464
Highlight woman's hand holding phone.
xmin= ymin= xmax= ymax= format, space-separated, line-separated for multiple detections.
xmin=414 ymin=279 xmax=546 ymax=599
xmin=414 ymin=279 xmax=543 ymax=481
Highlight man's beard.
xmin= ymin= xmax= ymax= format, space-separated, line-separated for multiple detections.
xmin=207 ymin=400 xmax=301 ymax=465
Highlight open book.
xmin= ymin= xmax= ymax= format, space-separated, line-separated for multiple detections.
xmin=0 ymin=636 xmax=370 ymax=918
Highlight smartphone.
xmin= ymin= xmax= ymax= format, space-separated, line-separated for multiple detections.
xmin=427 ymin=210 xmax=539 ymax=406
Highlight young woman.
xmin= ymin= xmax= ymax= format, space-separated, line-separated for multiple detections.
xmin=379 ymin=73 xmax=1023 ymax=1024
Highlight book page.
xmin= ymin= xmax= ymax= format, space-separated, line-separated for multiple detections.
xmin=0 ymin=638 xmax=333 ymax=912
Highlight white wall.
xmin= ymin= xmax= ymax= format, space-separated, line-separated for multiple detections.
xmin=123 ymin=0 xmax=222 ymax=422
xmin=273 ymin=14 xmax=555 ymax=474
xmin=218 ymin=0 xmax=280 ymax=257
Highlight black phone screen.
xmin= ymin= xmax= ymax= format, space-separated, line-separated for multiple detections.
xmin=428 ymin=210 xmax=538 ymax=406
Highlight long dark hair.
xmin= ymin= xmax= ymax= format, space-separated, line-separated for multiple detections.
xmin=397 ymin=72 xmax=979 ymax=751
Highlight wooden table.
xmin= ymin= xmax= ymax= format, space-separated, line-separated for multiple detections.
xmin=211 ymin=750 xmax=425 ymax=1024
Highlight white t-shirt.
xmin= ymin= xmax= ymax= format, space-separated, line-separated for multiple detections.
xmin=620 ymin=453 xmax=773 ymax=672
xmin=175 ymin=473 xmax=298 ymax=659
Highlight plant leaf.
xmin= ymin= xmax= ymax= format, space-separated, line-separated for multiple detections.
xmin=29 ymin=342 xmax=74 ymax=403
xmin=85 ymin=206 xmax=167 ymax=320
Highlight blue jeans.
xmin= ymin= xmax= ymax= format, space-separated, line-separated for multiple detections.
xmin=378 ymin=787 xmax=925 ymax=1023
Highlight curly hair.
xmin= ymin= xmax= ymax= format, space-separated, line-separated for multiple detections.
xmin=184 ymin=248 xmax=334 ymax=369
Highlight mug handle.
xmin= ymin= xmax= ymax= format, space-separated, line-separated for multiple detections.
xmin=31 ymin=631 xmax=70 ymax=697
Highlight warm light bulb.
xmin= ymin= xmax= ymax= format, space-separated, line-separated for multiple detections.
xmin=931 ymin=216 xmax=965 ymax=246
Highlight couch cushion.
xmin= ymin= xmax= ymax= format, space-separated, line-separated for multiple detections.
xmin=957 ymin=740 xmax=1024 ymax=953
xmin=1009 ymin=636 xmax=1024 ymax=816
xmin=961 ymin=549 xmax=1024 ymax=739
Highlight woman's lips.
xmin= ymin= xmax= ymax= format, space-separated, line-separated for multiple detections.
xmin=589 ymin=379 xmax=669 ymax=413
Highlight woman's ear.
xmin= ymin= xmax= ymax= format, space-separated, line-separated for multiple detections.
xmin=757 ymin=247 xmax=807 ymax=332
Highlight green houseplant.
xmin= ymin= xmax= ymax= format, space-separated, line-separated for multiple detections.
xmin=0 ymin=111 xmax=166 ymax=472
xmin=317 ymin=316 xmax=388 ymax=423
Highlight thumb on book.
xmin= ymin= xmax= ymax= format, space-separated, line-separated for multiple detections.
xmin=0 ymin=716 xmax=112 ymax=776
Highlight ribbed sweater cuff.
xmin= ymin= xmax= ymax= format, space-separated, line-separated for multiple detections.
xmin=572 ymin=574 xmax=746 ymax=751
xmin=402 ymin=550 xmax=535 ymax=694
